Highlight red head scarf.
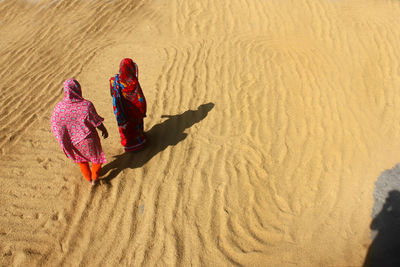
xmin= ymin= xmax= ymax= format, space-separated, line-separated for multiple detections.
xmin=115 ymin=58 xmax=146 ymax=121
xmin=119 ymin=58 xmax=138 ymax=85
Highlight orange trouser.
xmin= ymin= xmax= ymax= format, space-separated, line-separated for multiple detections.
xmin=78 ymin=162 xmax=102 ymax=182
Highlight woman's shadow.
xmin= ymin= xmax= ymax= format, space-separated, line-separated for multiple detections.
xmin=101 ymin=102 xmax=214 ymax=182
xmin=364 ymin=190 xmax=400 ymax=267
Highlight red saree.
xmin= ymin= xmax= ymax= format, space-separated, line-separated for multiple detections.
xmin=110 ymin=58 xmax=147 ymax=152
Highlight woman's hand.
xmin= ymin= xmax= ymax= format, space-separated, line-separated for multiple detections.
xmin=97 ymin=123 xmax=109 ymax=139
xmin=102 ymin=129 xmax=109 ymax=139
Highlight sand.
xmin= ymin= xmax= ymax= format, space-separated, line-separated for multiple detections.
xmin=1 ymin=0 xmax=400 ymax=266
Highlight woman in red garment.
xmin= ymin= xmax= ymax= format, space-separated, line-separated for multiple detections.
xmin=109 ymin=58 xmax=147 ymax=152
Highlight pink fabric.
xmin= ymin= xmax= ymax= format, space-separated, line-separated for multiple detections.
xmin=51 ymin=79 xmax=106 ymax=164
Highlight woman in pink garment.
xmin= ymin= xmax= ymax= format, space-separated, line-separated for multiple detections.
xmin=51 ymin=79 xmax=108 ymax=185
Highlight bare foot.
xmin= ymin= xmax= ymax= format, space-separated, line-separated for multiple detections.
xmin=91 ymin=180 xmax=97 ymax=186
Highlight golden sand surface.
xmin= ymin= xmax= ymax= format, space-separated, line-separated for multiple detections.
xmin=1 ymin=0 xmax=400 ymax=266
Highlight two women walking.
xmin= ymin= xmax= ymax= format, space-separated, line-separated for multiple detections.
xmin=51 ymin=58 xmax=147 ymax=185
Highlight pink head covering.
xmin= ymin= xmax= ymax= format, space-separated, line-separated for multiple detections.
xmin=51 ymin=78 xmax=104 ymax=151
xmin=63 ymin=79 xmax=83 ymax=103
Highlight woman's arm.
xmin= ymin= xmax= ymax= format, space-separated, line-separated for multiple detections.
xmin=97 ymin=123 xmax=108 ymax=139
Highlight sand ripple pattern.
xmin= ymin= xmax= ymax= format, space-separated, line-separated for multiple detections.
xmin=0 ymin=0 xmax=145 ymax=154
xmin=2 ymin=0 xmax=400 ymax=266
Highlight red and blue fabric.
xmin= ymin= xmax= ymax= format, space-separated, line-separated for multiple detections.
xmin=109 ymin=58 xmax=147 ymax=152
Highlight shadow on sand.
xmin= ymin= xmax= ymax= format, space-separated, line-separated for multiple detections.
xmin=101 ymin=102 xmax=214 ymax=182
xmin=364 ymin=190 xmax=400 ymax=267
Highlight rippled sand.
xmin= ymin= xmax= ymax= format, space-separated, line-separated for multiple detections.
xmin=2 ymin=0 xmax=400 ymax=266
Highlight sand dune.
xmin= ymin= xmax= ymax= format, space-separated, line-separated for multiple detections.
xmin=2 ymin=0 xmax=400 ymax=266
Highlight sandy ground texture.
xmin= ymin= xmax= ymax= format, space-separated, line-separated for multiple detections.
xmin=2 ymin=0 xmax=400 ymax=266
